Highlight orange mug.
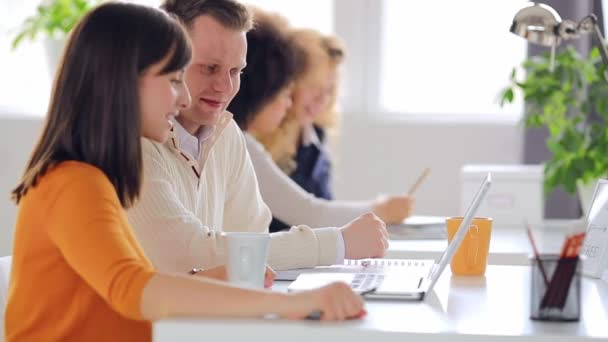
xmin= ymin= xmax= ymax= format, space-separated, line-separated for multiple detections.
xmin=446 ymin=217 xmax=493 ymax=276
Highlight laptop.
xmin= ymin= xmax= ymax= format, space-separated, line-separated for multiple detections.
xmin=288 ymin=173 xmax=492 ymax=301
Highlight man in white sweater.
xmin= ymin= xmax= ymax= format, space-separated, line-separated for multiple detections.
xmin=128 ymin=0 xmax=389 ymax=274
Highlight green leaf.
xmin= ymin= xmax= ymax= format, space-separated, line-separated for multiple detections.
xmin=11 ymin=32 xmax=27 ymax=50
xmin=500 ymin=88 xmax=514 ymax=106
xmin=10 ymin=0 xmax=98 ymax=49
xmin=510 ymin=67 xmax=517 ymax=81
xmin=590 ymin=47 xmax=600 ymax=60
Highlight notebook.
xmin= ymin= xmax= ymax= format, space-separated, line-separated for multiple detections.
xmin=287 ymin=173 xmax=492 ymax=301
xmin=275 ymin=258 xmax=435 ymax=281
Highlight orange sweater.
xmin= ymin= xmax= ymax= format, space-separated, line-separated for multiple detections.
xmin=5 ymin=161 xmax=156 ymax=342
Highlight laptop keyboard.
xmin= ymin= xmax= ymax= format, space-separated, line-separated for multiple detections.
xmin=344 ymin=259 xmax=432 ymax=268
xmin=351 ymin=274 xmax=385 ymax=292
xmin=346 ymin=259 xmax=434 ymax=292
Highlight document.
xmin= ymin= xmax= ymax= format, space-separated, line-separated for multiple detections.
xmin=388 ymin=215 xmax=446 ymax=239
xmin=275 ymin=258 xmax=434 ymax=281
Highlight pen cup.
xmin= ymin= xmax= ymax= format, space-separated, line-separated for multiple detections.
xmin=530 ymin=254 xmax=581 ymax=322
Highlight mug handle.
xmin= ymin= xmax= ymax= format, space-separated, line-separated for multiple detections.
xmin=467 ymin=225 xmax=479 ymax=268
xmin=240 ymin=246 xmax=252 ymax=282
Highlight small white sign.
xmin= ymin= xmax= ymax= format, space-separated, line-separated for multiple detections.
xmin=581 ymin=180 xmax=608 ymax=278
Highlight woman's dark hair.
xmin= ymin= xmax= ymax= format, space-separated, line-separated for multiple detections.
xmin=11 ymin=2 xmax=191 ymax=207
xmin=228 ymin=10 xmax=301 ymax=130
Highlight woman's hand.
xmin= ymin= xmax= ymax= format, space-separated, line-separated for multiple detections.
xmin=196 ymin=264 xmax=276 ymax=288
xmin=263 ymin=266 xmax=276 ymax=288
xmin=282 ymin=282 xmax=366 ymax=321
xmin=372 ymin=194 xmax=415 ymax=224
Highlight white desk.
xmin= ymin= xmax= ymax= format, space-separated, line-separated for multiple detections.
xmin=154 ymin=265 xmax=608 ymax=342
xmin=387 ymin=220 xmax=581 ymax=265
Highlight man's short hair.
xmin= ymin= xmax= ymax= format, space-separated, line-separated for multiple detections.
xmin=162 ymin=0 xmax=252 ymax=31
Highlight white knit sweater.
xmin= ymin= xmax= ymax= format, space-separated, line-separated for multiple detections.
xmin=127 ymin=113 xmax=339 ymax=272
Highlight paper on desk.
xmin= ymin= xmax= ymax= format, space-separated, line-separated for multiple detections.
xmin=275 ymin=259 xmax=434 ymax=281
xmin=403 ymin=215 xmax=446 ymax=227
xmin=276 ymin=265 xmax=370 ymax=281
xmin=388 ymin=215 xmax=447 ymax=240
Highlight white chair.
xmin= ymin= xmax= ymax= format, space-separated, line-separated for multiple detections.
xmin=0 ymin=255 xmax=12 ymax=342
xmin=0 ymin=255 xmax=10 ymax=302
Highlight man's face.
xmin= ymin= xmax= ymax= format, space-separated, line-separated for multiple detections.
xmin=179 ymin=15 xmax=247 ymax=130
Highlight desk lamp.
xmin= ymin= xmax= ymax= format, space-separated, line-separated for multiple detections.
xmin=510 ymin=2 xmax=608 ymax=79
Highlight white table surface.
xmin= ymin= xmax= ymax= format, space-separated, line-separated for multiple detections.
xmin=154 ymin=265 xmax=608 ymax=342
xmin=386 ymin=220 xmax=582 ymax=265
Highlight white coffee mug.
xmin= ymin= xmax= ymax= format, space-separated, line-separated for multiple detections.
xmin=224 ymin=232 xmax=270 ymax=289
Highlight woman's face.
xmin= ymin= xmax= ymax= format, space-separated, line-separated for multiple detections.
xmin=291 ymin=68 xmax=337 ymax=126
xmin=248 ymin=83 xmax=294 ymax=136
xmin=139 ymin=56 xmax=191 ymax=143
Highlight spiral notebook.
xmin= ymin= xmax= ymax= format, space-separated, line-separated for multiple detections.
xmin=275 ymin=258 xmax=435 ymax=281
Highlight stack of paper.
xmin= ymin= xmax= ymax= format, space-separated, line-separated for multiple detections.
xmin=388 ymin=215 xmax=446 ymax=240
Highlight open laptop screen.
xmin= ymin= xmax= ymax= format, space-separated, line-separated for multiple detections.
xmin=426 ymin=173 xmax=492 ymax=292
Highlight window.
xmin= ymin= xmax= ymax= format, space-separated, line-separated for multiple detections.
xmin=2 ymin=0 xmax=524 ymax=119
xmin=132 ymin=0 xmax=335 ymax=33
xmin=0 ymin=0 xmax=333 ymax=116
xmin=138 ymin=0 xmax=335 ymax=33
xmin=0 ymin=0 xmax=52 ymax=115
xmin=244 ymin=0 xmax=334 ymax=34
xmin=378 ymin=0 xmax=527 ymax=118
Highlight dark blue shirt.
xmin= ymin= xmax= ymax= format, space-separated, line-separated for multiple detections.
xmin=270 ymin=125 xmax=333 ymax=232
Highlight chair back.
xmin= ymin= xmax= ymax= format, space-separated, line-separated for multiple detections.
xmin=0 ymin=255 xmax=12 ymax=342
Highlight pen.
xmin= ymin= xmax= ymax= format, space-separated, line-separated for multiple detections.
xmin=361 ymin=287 xmax=377 ymax=296
xmin=525 ymin=222 xmax=549 ymax=287
xmin=408 ymin=167 xmax=431 ymax=195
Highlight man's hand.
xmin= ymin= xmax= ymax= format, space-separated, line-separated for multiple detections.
xmin=339 ymin=212 xmax=389 ymax=259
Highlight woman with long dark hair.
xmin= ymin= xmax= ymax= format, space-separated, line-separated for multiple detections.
xmin=6 ymin=3 xmax=364 ymax=341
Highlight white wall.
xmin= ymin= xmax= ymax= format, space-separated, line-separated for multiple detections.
xmin=331 ymin=115 xmax=523 ymax=217
xmin=0 ymin=110 xmax=44 ymax=256
xmin=0 ymin=110 xmax=523 ymax=256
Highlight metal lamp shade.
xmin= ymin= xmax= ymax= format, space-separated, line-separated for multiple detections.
xmin=510 ymin=2 xmax=562 ymax=47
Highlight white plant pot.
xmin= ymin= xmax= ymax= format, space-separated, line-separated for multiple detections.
xmin=43 ymin=38 xmax=66 ymax=79
xmin=577 ymin=179 xmax=600 ymax=218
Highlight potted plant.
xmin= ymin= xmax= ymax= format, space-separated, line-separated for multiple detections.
xmin=500 ymin=46 xmax=608 ymax=214
xmin=11 ymin=0 xmax=98 ymax=74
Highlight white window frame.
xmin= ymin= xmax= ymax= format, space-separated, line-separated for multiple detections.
xmin=333 ymin=0 xmax=523 ymax=124
xmin=333 ymin=0 xmax=382 ymax=117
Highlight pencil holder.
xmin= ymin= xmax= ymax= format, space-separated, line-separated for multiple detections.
xmin=530 ymin=254 xmax=581 ymax=321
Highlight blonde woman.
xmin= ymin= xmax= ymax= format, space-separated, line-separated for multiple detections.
xmin=256 ymin=28 xmax=414 ymax=232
